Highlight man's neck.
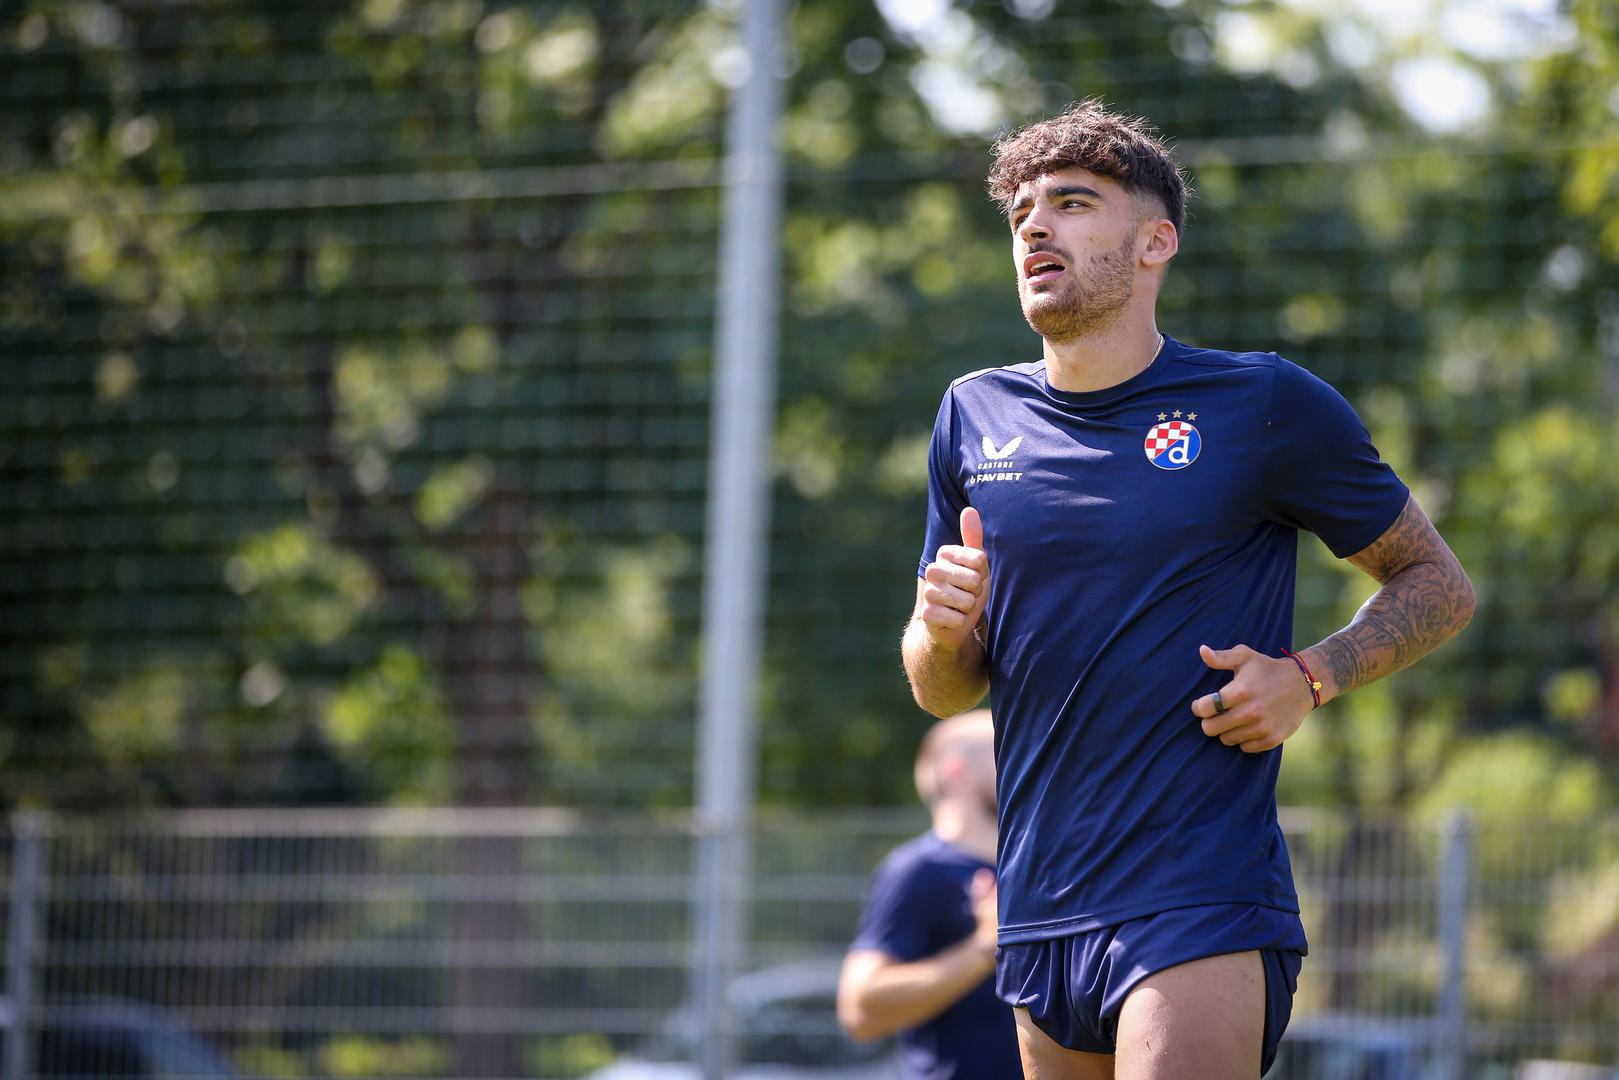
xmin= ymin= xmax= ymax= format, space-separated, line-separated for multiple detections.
xmin=932 ymin=803 xmax=997 ymax=863
xmin=1042 ymin=308 xmax=1163 ymax=394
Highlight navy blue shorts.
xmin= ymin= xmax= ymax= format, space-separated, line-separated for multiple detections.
xmin=995 ymin=903 xmax=1306 ymax=1074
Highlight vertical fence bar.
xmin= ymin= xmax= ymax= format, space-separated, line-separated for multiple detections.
xmin=1436 ymin=810 xmax=1472 ymax=1080
xmin=5 ymin=813 xmax=48 ymax=1080
xmin=692 ymin=0 xmax=786 ymax=1077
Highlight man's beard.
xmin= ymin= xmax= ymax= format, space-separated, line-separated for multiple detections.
xmin=1019 ymin=231 xmax=1137 ymax=342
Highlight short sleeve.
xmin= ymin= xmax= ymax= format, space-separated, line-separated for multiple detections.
xmin=1262 ymin=357 xmax=1410 ymax=559
xmin=918 ymin=388 xmax=969 ymax=577
xmin=850 ymin=855 xmax=951 ymax=962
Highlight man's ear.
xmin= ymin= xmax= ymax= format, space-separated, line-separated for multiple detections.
xmin=1141 ymin=217 xmax=1178 ymax=269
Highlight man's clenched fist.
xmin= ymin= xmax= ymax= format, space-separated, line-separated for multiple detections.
xmin=919 ymin=506 xmax=990 ymax=648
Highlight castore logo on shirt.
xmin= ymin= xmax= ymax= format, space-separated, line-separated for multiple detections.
xmin=982 ymin=435 xmax=1022 ymax=459
xmin=970 ymin=433 xmax=1024 ymax=485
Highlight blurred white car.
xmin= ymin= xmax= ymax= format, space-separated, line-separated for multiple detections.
xmin=584 ymin=960 xmax=901 ymax=1079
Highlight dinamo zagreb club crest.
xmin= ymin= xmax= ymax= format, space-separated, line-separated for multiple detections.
xmin=1143 ymin=420 xmax=1201 ymax=470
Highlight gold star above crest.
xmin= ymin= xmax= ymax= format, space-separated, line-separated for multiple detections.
xmin=1156 ymin=411 xmax=1167 ymax=421
xmin=1172 ymin=409 xmax=1183 ymax=419
xmin=1188 ymin=412 xmax=1198 ymax=420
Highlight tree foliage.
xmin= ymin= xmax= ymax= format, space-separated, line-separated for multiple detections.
xmin=1 ymin=0 xmax=1614 ymax=817
xmin=4 ymin=0 xmax=1618 ymax=1070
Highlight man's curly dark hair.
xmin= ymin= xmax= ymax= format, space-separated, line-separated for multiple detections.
xmin=987 ymin=99 xmax=1190 ymax=238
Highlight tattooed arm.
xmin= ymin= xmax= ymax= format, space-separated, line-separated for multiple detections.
xmin=1192 ymin=495 xmax=1474 ymax=753
xmin=1300 ymin=495 xmax=1476 ymax=704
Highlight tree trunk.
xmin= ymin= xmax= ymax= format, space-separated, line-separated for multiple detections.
xmin=443 ymin=481 xmax=534 ymax=1079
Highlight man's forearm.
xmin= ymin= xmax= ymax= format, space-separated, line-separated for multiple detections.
xmin=1302 ymin=551 xmax=1475 ymax=705
xmin=841 ymin=937 xmax=996 ymax=1042
xmin=902 ymin=617 xmax=990 ymax=718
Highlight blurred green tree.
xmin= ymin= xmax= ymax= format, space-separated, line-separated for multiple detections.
xmin=2 ymin=0 xmax=1617 ymax=1058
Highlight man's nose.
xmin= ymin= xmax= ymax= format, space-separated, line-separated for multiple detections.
xmin=1018 ymin=210 xmax=1049 ymax=244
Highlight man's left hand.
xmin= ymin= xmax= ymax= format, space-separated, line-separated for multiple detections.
xmin=1190 ymin=644 xmax=1314 ymax=753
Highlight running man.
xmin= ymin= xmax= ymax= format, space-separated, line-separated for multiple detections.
xmin=837 ymin=710 xmax=1022 ymax=1078
xmin=902 ymin=100 xmax=1474 ymax=1079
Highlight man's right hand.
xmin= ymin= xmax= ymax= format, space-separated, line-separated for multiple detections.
xmin=919 ymin=506 xmax=990 ymax=648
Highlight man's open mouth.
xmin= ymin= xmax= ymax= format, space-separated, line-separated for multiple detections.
xmin=1023 ymin=252 xmax=1065 ymax=284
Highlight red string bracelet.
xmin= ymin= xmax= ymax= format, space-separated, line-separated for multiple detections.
xmin=1282 ymin=648 xmax=1322 ymax=709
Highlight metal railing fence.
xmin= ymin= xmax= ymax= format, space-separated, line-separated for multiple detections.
xmin=0 ymin=808 xmax=1615 ymax=1079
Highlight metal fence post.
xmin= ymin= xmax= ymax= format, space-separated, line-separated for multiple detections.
xmin=1436 ymin=809 xmax=1472 ymax=1080
xmin=692 ymin=0 xmax=786 ymax=1077
xmin=5 ymin=812 xmax=49 ymax=1080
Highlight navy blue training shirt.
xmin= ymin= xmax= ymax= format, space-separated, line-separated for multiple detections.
xmin=919 ymin=336 xmax=1409 ymax=943
xmin=850 ymin=832 xmax=1022 ymax=1079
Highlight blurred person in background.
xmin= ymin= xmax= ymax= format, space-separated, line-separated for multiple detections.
xmin=837 ymin=709 xmax=1022 ymax=1079
xmin=903 ymin=100 xmax=1474 ymax=1079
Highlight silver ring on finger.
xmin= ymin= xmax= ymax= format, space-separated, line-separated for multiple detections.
xmin=1212 ymin=691 xmax=1227 ymax=715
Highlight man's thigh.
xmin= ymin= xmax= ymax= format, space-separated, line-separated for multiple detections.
xmin=1013 ymin=1008 xmax=1114 ymax=1080
xmin=1113 ymin=950 xmax=1264 ymax=1080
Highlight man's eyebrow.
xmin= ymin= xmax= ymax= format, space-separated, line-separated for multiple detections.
xmin=1008 ymin=185 xmax=1104 ymax=214
xmin=1049 ymin=185 xmax=1104 ymax=201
